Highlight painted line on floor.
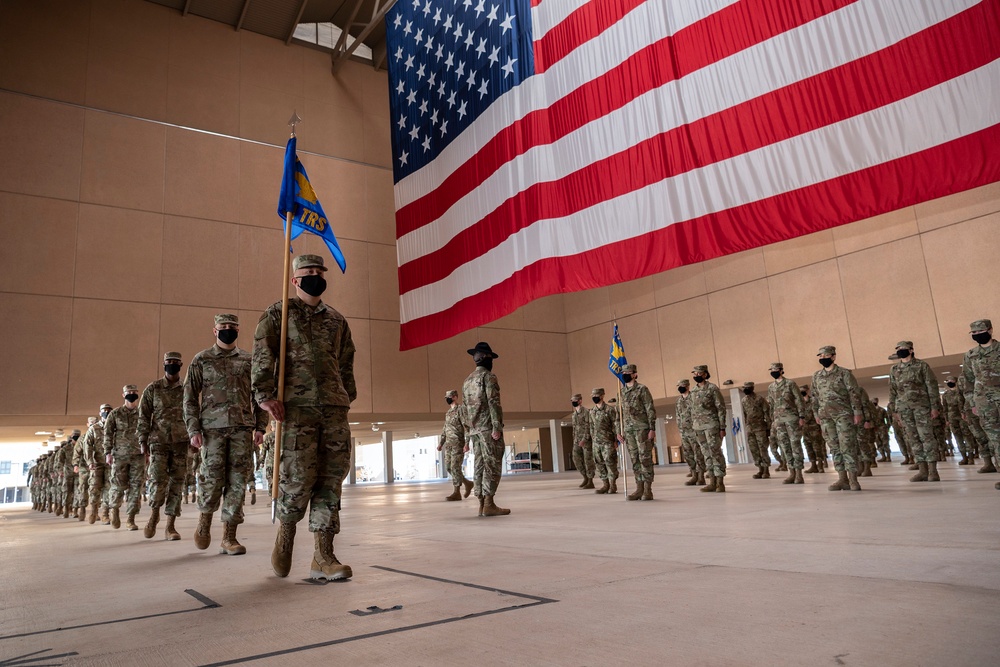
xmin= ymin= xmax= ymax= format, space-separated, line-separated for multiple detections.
xmin=0 ymin=648 xmax=79 ymax=666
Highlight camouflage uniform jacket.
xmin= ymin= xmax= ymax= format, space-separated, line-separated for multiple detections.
xmin=104 ymin=406 xmax=140 ymax=458
xmin=622 ymin=382 xmax=656 ymax=431
xmin=767 ymin=378 xmax=805 ymax=424
xmin=873 ymin=404 xmax=890 ymax=432
xmin=138 ymin=377 xmax=187 ymax=446
xmin=462 ymin=366 xmax=503 ymax=437
xmin=802 ymin=396 xmax=821 ymax=427
xmin=439 ymin=404 xmax=468 ymax=447
xmin=690 ymin=381 xmax=725 ymax=431
xmin=941 ymin=387 xmax=965 ymax=424
xmin=811 ymin=365 xmax=863 ymax=420
xmin=81 ymin=422 xmax=106 ymax=468
xmin=889 ymin=358 xmax=938 ymax=410
xmin=54 ymin=442 xmax=70 ymax=476
xmin=572 ymin=407 xmax=592 ymax=445
xmin=962 ymin=341 xmax=1000 ymax=408
xmin=857 ymin=386 xmax=877 ymax=424
xmin=741 ymin=392 xmax=771 ymax=431
xmin=957 ymin=375 xmax=978 ymax=416
xmin=71 ymin=436 xmax=86 ymax=468
xmin=252 ymin=297 xmax=357 ymax=409
xmin=675 ymin=394 xmax=693 ymax=430
xmin=260 ymin=431 xmax=274 ymax=470
xmin=590 ymin=402 xmax=620 ymax=446
xmin=184 ymin=344 xmax=267 ymax=436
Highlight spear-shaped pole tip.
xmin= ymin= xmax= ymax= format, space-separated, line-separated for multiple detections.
xmin=287 ymin=110 xmax=302 ymax=136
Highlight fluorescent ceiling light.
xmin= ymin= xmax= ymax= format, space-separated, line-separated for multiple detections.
xmin=871 ymin=374 xmax=890 ymax=380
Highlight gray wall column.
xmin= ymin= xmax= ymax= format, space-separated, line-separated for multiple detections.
xmin=654 ymin=416 xmax=667 ymax=465
xmin=382 ymin=430 xmax=394 ymax=483
xmin=548 ymin=419 xmax=563 ymax=473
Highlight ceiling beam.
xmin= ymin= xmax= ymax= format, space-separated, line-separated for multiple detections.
xmin=332 ymin=0 xmax=397 ymax=73
xmin=235 ymin=0 xmax=251 ymax=31
xmin=182 ymin=0 xmax=192 ymax=17
xmin=331 ymin=0 xmax=365 ymax=56
xmin=285 ymin=0 xmax=311 ymax=45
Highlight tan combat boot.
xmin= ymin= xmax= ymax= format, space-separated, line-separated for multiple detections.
xmin=582 ymin=478 xmax=595 ymax=490
xmin=794 ymin=469 xmax=804 ymax=484
xmin=910 ymin=462 xmax=929 ymax=482
xmin=626 ymin=481 xmax=644 ymax=500
xmin=715 ymin=477 xmax=726 ymax=492
xmin=641 ymin=482 xmax=653 ymax=501
xmin=847 ymin=469 xmax=861 ymax=491
xmin=828 ymin=470 xmax=848 ymax=491
xmin=762 ymin=467 xmax=770 ymax=479
xmin=271 ymin=521 xmax=296 ymax=577
xmin=164 ymin=515 xmax=180 ymax=541
xmin=101 ymin=507 xmax=111 ymax=525
xmin=462 ymin=479 xmax=474 ymax=498
xmin=87 ymin=503 xmax=98 ymax=525
xmin=77 ymin=507 xmax=86 ymax=522
xmin=805 ymin=461 xmax=818 ymax=473
xmin=126 ymin=513 xmax=139 ymax=531
xmin=686 ymin=469 xmax=693 ymax=478
xmin=578 ymin=476 xmax=588 ymax=488
xmin=445 ymin=486 xmax=462 ymax=501
xmin=686 ymin=472 xmax=700 ymax=485
xmin=184 ymin=491 xmax=190 ymax=504
xmin=310 ymin=531 xmax=353 ymax=581
xmin=478 ymin=496 xmax=485 ymax=516
xmin=220 ymin=522 xmax=246 ymax=555
xmin=143 ymin=507 xmax=160 ymax=538
xmin=609 ymin=478 xmax=618 ymax=494
xmin=927 ymin=460 xmax=940 ymax=482
xmin=595 ymin=479 xmax=610 ymax=494
xmin=250 ymin=488 xmax=256 ymax=506
xmin=701 ymin=475 xmax=717 ymax=492
xmin=782 ymin=468 xmax=796 ymax=484
xmin=194 ymin=512 xmax=213 ymax=550
xmin=978 ymin=456 xmax=997 ymax=473
xmin=111 ymin=507 xmax=121 ymax=529
xmin=482 ymin=495 xmax=511 ymax=516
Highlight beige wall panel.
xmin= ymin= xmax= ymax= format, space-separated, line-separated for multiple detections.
xmin=767 ymin=260 xmax=855 ymax=379
xmin=656 ymin=296 xmax=717 ymax=398
xmin=615 ymin=310 xmax=665 ymax=399
xmin=426 ymin=332 xmax=480 ymax=409
xmin=365 ymin=168 xmax=397 ymax=246
xmin=838 ymin=237 xmax=942 ymax=368
xmin=239 ymin=31 xmax=303 ymax=97
xmin=363 ymin=113 xmax=393 ymax=169
xmin=914 ymin=181 xmax=1000 ymax=232
xmin=163 ymin=127 xmax=240 ymax=223
xmin=368 ymin=243 xmax=400 ymax=321
xmin=761 ymin=228 xmax=836 ymax=276
xmin=301 ymin=99 xmax=366 ymax=163
xmin=563 ymin=287 xmax=611 ymax=333
xmin=291 ymin=233 xmax=370 ymax=320
xmin=238 ymin=142 xmax=285 ymax=230
xmin=0 ymin=293 xmax=73 ymax=415
xmin=67 ymin=298 xmax=162 ymax=414
xmin=0 ymin=93 xmax=84 ymax=200
xmin=167 ymin=10 xmax=241 ymax=81
xmin=831 ymin=207 xmax=918 ymax=257
xmin=475 ymin=327 xmax=530 ymax=413
xmin=362 ymin=65 xmax=390 ymax=119
xmin=707 ymin=280 xmax=778 ymax=386
xmin=370 ymin=319 xmax=429 ymax=413
xmin=702 ymin=248 xmax=765 ymax=293
xmin=161 ymin=216 xmax=239 ymax=309
xmin=80 ymin=111 xmax=166 ymax=212
xmin=486 ymin=306 xmax=524 ymax=330
xmin=237 ymin=225 xmax=285 ymax=311
xmin=609 ymin=276 xmax=655 ymax=318
xmin=74 ymin=204 xmax=163 ymax=303
xmin=921 ymin=214 xmax=1000 ymax=355
xmin=0 ymin=22 xmax=87 ymax=104
xmin=522 ymin=294 xmax=567 ymax=333
xmin=652 ymin=262 xmax=706 ymax=307
xmin=349 ymin=317 xmax=373 ymax=414
xmin=89 ymin=0 xmax=171 ymax=62
xmin=302 ymin=49 xmax=364 ymax=112
xmin=525 ymin=331 xmax=572 ymax=412
xmin=0 ymin=193 xmax=78 ymax=297
xmin=165 ymin=63 xmax=240 ymax=137
xmin=567 ymin=323 xmax=617 ymax=404
xmin=159 ymin=304 xmax=232 ymax=377
xmin=85 ymin=45 xmax=168 ymax=120
xmin=297 ymin=154 xmax=368 ymax=243
xmin=239 ymin=83 xmax=307 ymax=148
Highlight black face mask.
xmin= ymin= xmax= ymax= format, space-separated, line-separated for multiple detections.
xmin=476 ymin=357 xmax=493 ymax=371
xmin=621 ymin=374 xmax=632 ymax=384
xmin=743 ymin=388 xmax=753 ymax=395
xmin=571 ymin=401 xmax=579 ymax=408
xmin=592 ymin=396 xmax=601 ymax=404
xmin=72 ymin=434 xmax=80 ymax=441
xmin=972 ymin=332 xmax=992 ymax=345
xmin=801 ymin=391 xmax=808 ymax=397
xmin=896 ymin=349 xmax=910 ymax=359
xmin=692 ymin=375 xmax=704 ymax=384
xmin=946 ymin=381 xmax=956 ymax=388
xmin=677 ymin=386 xmax=687 ymax=394
xmin=217 ymin=329 xmax=238 ymax=345
xmin=298 ymin=275 xmax=327 ymax=297
xmin=446 ymin=397 xmax=454 ymax=405
xmin=819 ymin=358 xmax=834 ymax=368
xmin=100 ymin=410 xmax=110 ymax=420
xmin=164 ymin=363 xmax=181 ymax=376
xmin=125 ymin=393 xmax=139 ymax=402
xmin=770 ymin=371 xmax=782 ymax=379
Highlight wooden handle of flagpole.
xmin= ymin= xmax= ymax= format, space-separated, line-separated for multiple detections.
xmin=617 ymin=383 xmax=628 ymax=498
xmin=271 ymin=210 xmax=294 ymax=503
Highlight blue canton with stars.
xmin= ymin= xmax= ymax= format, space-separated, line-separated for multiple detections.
xmin=386 ymin=0 xmax=535 ymax=183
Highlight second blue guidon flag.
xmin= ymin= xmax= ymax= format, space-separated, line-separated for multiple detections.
xmin=278 ymin=137 xmax=346 ymax=273
xmin=609 ymin=324 xmax=627 ymax=385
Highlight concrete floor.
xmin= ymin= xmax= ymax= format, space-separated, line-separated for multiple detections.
xmin=2 ymin=461 xmax=999 ymax=667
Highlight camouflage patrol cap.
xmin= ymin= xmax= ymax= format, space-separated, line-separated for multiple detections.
xmin=293 ymin=254 xmax=328 ymax=272
xmin=770 ymin=362 xmax=784 ymax=371
xmin=163 ymin=351 xmax=182 ymax=362
xmin=122 ymin=384 xmax=138 ymax=393
xmin=692 ymin=364 xmax=709 ymax=374
xmin=214 ymin=313 xmax=239 ymax=327
xmin=970 ymin=319 xmax=992 ymax=332
xmin=817 ymin=345 xmax=836 ymax=356
xmin=622 ymin=364 xmax=637 ymax=374
xmin=677 ymin=379 xmax=690 ymax=387
xmin=571 ymin=393 xmax=583 ymax=402
xmin=742 ymin=381 xmax=755 ymax=389
xmin=87 ymin=417 xmax=98 ymax=425
xmin=100 ymin=403 xmax=112 ymax=411
xmin=445 ymin=390 xmax=458 ymax=398
xmin=72 ymin=429 xmax=81 ymax=436
xmin=592 ymin=387 xmax=605 ymax=396
xmin=895 ymin=341 xmax=913 ymax=350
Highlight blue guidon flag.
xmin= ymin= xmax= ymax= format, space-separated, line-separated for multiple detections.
xmin=608 ymin=323 xmax=627 ymax=385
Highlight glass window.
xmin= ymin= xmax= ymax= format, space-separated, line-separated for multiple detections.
xmin=0 ymin=461 xmax=11 ymax=474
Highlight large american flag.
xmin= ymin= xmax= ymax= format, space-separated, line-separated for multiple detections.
xmin=387 ymin=0 xmax=1000 ymax=350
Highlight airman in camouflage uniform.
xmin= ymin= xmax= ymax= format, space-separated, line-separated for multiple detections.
xmin=958 ymin=374 xmax=989 ymax=469
xmin=767 ymin=362 xmax=806 ymax=484
xmin=871 ymin=397 xmax=891 ymax=463
xmin=690 ymin=364 xmax=727 ymax=493
xmin=106 ymin=386 xmax=142 ymax=529
xmin=741 ymin=381 xmax=772 ymax=480
xmin=854 ymin=385 xmax=877 ymax=477
xmin=812 ymin=345 xmax=864 ymax=491
xmin=458 ymin=341 xmax=510 ymax=518
xmin=439 ymin=390 xmax=473 ymax=501
xmin=801 ymin=386 xmax=826 ymax=473
xmin=139 ymin=352 xmax=189 ymax=540
xmin=962 ymin=319 xmax=1000 ymax=490
xmin=253 ymin=255 xmax=358 ymax=580
xmin=888 ymin=341 xmax=941 ymax=482
xmin=887 ymin=398 xmax=914 ymax=467
xmin=942 ymin=377 xmax=972 ymax=464
xmin=620 ymin=364 xmax=657 ymax=501
xmin=186 ymin=314 xmax=267 ymax=556
xmin=570 ymin=393 xmax=595 ymax=489
xmin=83 ymin=404 xmax=112 ymax=524
xmin=589 ymin=387 xmax=620 ymax=494
xmin=185 ymin=447 xmax=201 ymax=503
xmin=60 ymin=432 xmax=80 ymax=518
xmin=259 ymin=422 xmax=275 ymax=494
xmin=677 ymin=379 xmax=706 ymax=485
xmin=73 ymin=421 xmax=93 ymax=521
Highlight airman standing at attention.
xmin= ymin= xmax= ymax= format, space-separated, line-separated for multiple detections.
xmin=801 ymin=386 xmax=826 ymax=473
xmin=854 ymin=385 xmax=877 ymax=477
xmin=767 ymin=362 xmax=806 ymax=485
xmin=962 ymin=319 xmax=1000 ymax=491
xmin=690 ymin=365 xmax=727 ymax=493
xmin=957 ymin=374 xmax=988 ymax=468
xmin=458 ymin=342 xmax=510 ymax=517
xmin=677 ymin=379 xmax=706 ymax=485
xmin=740 ymin=381 xmax=771 ymax=480
xmin=73 ymin=421 xmax=93 ymax=521
xmin=570 ymin=393 xmax=595 ymax=489
xmin=438 ymin=390 xmax=473 ymax=501
xmin=589 ymin=388 xmax=620 ymax=494
xmin=105 ymin=386 xmax=143 ymax=529
xmin=812 ymin=346 xmax=864 ymax=491
xmin=942 ymin=377 xmax=971 ymax=465
xmin=61 ymin=430 xmax=81 ymax=518
xmin=871 ymin=397 xmax=891 ymax=463
xmin=620 ymin=364 xmax=657 ymax=501
xmin=889 ymin=341 xmax=940 ymax=482
xmin=83 ymin=404 xmax=112 ymax=524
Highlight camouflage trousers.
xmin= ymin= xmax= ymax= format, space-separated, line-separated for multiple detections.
xmin=694 ymin=426 xmax=727 ymax=478
xmin=963 ymin=410 xmax=988 ymax=455
xmin=198 ymin=427 xmax=252 ymax=526
xmin=773 ymin=421 xmax=804 ymax=470
xmin=803 ymin=424 xmax=823 ymax=461
xmin=857 ymin=426 xmax=876 ymax=463
xmin=147 ymin=441 xmax=189 ymax=517
xmin=891 ymin=425 xmax=911 ymax=459
xmin=592 ymin=441 xmax=619 ymax=481
xmin=443 ymin=443 xmax=468 ymax=486
xmin=264 ymin=448 xmax=274 ymax=494
xmin=680 ymin=428 xmax=704 ymax=473
xmin=74 ymin=470 xmax=90 ymax=509
xmin=110 ymin=454 xmax=145 ymax=515
xmin=60 ymin=473 xmax=75 ymax=510
xmin=571 ymin=442 xmax=595 ymax=480
xmin=470 ymin=432 xmax=505 ymax=498
xmin=948 ymin=421 xmax=969 ymax=456
xmin=819 ymin=415 xmax=859 ymax=473
xmin=745 ymin=427 xmax=769 ymax=468
xmin=875 ymin=427 xmax=890 ymax=458
xmin=769 ymin=439 xmax=784 ymax=465
xmin=276 ymin=406 xmax=351 ymax=533
xmin=186 ymin=448 xmax=200 ymax=493
xmin=88 ymin=465 xmax=110 ymax=511
xmin=975 ymin=389 xmax=1000 ymax=461
xmin=896 ymin=405 xmax=938 ymax=463
xmin=624 ymin=428 xmax=654 ymax=483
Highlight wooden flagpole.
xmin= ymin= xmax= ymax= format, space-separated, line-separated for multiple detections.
xmin=613 ymin=319 xmax=629 ymax=500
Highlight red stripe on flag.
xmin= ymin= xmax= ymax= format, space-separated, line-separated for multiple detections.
xmin=533 ymin=0 xmax=648 ymax=73
xmin=399 ymin=123 xmax=1000 ymax=350
xmin=395 ymin=0 xmax=855 ymax=237
xmin=398 ymin=2 xmax=1000 ymax=293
